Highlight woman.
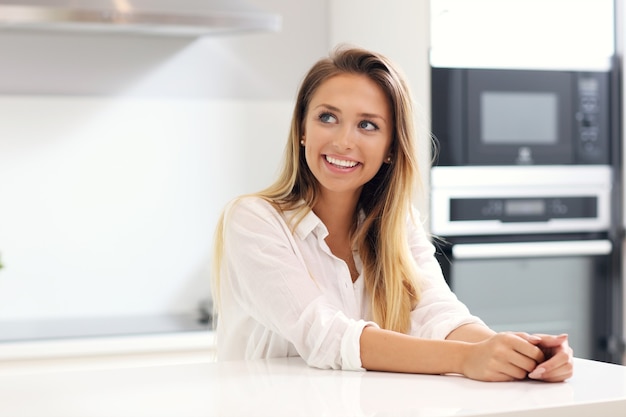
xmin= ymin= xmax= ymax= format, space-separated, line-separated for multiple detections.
xmin=211 ymin=45 xmax=573 ymax=382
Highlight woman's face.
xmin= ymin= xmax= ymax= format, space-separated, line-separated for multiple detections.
xmin=302 ymin=73 xmax=393 ymax=199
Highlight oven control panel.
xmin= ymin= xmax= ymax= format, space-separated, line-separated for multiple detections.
xmin=429 ymin=165 xmax=612 ymax=236
xmin=450 ymin=197 xmax=597 ymax=222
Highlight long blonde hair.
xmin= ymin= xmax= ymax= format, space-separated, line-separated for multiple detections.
xmin=212 ymin=45 xmax=422 ymax=333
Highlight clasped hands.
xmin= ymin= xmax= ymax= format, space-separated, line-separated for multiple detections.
xmin=464 ymin=332 xmax=574 ymax=382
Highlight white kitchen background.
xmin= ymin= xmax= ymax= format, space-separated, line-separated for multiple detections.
xmin=0 ymin=0 xmax=619 ymax=345
xmin=0 ymin=0 xmax=324 ymax=330
xmin=0 ymin=0 xmax=429 ymax=340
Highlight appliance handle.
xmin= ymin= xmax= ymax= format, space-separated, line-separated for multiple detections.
xmin=451 ymin=239 xmax=612 ymax=259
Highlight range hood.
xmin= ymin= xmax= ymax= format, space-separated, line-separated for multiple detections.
xmin=0 ymin=0 xmax=282 ymax=37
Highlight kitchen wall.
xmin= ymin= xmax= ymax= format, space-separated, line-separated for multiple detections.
xmin=0 ymin=0 xmax=329 ymax=324
xmin=0 ymin=0 xmax=431 ymax=330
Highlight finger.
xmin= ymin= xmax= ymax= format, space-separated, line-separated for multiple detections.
xmin=471 ymin=356 xmax=520 ymax=382
xmin=515 ymin=332 xmax=542 ymax=345
xmin=531 ymin=364 xmax=573 ymax=382
xmin=528 ymin=366 xmax=546 ymax=379
xmin=542 ymin=369 xmax=573 ymax=382
xmin=534 ymin=333 xmax=569 ymax=348
xmin=537 ymin=345 xmax=573 ymax=370
xmin=483 ymin=368 xmax=519 ymax=382
xmin=510 ymin=350 xmax=541 ymax=373
xmin=510 ymin=337 xmax=545 ymax=363
xmin=534 ymin=354 xmax=566 ymax=375
xmin=542 ymin=371 xmax=573 ymax=382
xmin=530 ymin=354 xmax=574 ymax=381
xmin=498 ymin=361 xmax=530 ymax=380
xmin=494 ymin=374 xmax=517 ymax=382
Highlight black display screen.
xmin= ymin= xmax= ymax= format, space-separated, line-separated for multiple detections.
xmin=481 ymin=91 xmax=558 ymax=145
xmin=504 ymin=199 xmax=546 ymax=216
xmin=450 ymin=196 xmax=597 ymax=222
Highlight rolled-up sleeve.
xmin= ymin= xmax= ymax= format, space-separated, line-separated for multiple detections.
xmin=219 ymin=197 xmax=376 ymax=370
xmin=341 ymin=319 xmax=379 ymax=371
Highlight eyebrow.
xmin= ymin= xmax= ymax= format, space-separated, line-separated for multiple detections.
xmin=314 ymin=103 xmax=388 ymax=124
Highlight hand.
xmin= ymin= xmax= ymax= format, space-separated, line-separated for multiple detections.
xmin=527 ymin=334 xmax=574 ymax=382
xmin=462 ymin=332 xmax=545 ymax=382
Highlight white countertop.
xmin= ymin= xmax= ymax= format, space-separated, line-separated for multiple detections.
xmin=0 ymin=356 xmax=624 ymax=417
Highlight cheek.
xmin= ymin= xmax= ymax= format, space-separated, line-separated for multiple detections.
xmin=369 ymin=140 xmax=392 ymax=159
xmin=303 ymin=125 xmax=330 ymax=150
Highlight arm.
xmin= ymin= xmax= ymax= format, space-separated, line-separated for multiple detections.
xmin=446 ymin=322 xmax=495 ymax=342
xmin=374 ymin=211 xmax=551 ymax=381
xmin=360 ymin=325 xmax=546 ymax=382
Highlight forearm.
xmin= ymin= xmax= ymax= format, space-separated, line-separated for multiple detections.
xmin=359 ymin=325 xmax=470 ymax=375
xmin=359 ymin=324 xmax=546 ymax=382
xmin=446 ymin=323 xmax=495 ymax=343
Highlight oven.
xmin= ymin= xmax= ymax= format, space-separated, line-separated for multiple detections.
xmin=430 ymin=165 xmax=622 ymax=362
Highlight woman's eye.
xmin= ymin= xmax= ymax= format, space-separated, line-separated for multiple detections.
xmin=319 ymin=112 xmax=337 ymax=123
xmin=359 ymin=120 xmax=378 ymax=131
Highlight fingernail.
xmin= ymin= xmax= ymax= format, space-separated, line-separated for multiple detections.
xmin=528 ymin=367 xmax=545 ymax=379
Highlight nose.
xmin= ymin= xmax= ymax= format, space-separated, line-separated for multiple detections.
xmin=333 ymin=125 xmax=355 ymax=150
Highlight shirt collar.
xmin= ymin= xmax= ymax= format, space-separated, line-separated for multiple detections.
xmin=288 ymin=206 xmax=365 ymax=243
xmin=285 ymin=207 xmax=328 ymax=241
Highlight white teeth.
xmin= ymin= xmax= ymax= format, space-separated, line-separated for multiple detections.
xmin=325 ymin=155 xmax=358 ymax=168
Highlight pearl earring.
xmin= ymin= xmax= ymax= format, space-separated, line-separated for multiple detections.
xmin=300 ymin=139 xmax=305 ymax=146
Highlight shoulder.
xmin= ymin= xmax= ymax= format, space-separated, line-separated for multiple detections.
xmin=223 ymin=195 xmax=316 ymax=239
xmin=223 ymin=195 xmax=281 ymax=225
xmin=227 ymin=195 xmax=275 ymax=213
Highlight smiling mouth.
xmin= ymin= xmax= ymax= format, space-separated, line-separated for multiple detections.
xmin=325 ymin=155 xmax=359 ymax=168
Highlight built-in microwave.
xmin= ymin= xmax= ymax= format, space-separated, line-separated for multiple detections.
xmin=431 ymin=67 xmax=613 ymax=166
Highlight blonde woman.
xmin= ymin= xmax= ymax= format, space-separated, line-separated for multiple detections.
xmin=212 ymin=46 xmax=573 ymax=382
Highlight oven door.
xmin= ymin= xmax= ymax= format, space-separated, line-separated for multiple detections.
xmin=436 ymin=238 xmax=612 ymax=361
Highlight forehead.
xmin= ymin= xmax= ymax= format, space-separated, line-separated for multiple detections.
xmin=310 ymin=73 xmax=391 ymax=113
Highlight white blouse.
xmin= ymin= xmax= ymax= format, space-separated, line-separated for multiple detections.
xmin=216 ymin=196 xmax=484 ymax=371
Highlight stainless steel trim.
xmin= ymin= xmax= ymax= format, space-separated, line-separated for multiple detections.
xmin=0 ymin=2 xmax=282 ymax=36
xmin=429 ymin=49 xmax=614 ymax=72
xmin=430 ymin=165 xmax=613 ymax=189
xmin=451 ymin=239 xmax=612 ymax=259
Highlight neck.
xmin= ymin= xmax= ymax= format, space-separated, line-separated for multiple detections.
xmin=313 ymin=190 xmax=360 ymax=237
